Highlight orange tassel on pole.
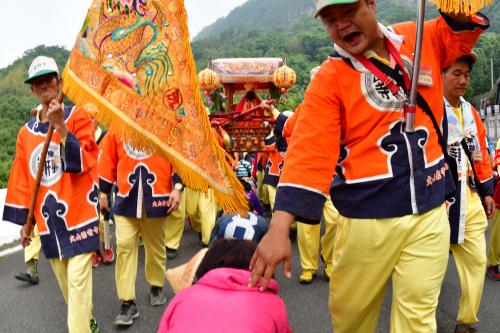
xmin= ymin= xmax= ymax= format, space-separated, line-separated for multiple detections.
xmin=430 ymin=0 xmax=492 ymax=15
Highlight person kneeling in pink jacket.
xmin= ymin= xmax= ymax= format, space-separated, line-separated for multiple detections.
xmin=158 ymin=239 xmax=292 ymax=333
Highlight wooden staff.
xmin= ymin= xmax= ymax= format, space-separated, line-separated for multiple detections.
xmin=21 ymin=89 xmax=65 ymax=247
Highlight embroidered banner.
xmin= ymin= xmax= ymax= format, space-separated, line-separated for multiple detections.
xmin=62 ymin=0 xmax=247 ymax=213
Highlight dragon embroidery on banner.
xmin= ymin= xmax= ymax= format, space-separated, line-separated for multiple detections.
xmin=80 ymin=0 xmax=175 ymax=98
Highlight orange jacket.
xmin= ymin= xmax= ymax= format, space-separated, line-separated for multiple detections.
xmin=275 ymin=13 xmax=489 ymax=222
xmin=3 ymin=106 xmax=100 ymax=259
xmin=262 ymin=115 xmax=292 ymax=187
xmin=98 ymin=132 xmax=180 ymax=218
xmin=263 ymin=144 xmax=286 ymax=187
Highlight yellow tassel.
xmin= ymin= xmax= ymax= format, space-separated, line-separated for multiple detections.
xmin=430 ymin=0 xmax=492 ymax=15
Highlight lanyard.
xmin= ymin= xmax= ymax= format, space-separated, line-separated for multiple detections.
xmin=353 ymin=38 xmax=411 ymax=96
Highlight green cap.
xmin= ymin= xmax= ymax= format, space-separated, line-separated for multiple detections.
xmin=315 ymin=0 xmax=359 ymax=17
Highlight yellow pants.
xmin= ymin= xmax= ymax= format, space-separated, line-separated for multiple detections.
xmin=185 ymin=188 xmax=217 ymax=245
xmin=115 ymin=214 xmax=166 ymax=301
xmin=257 ymin=171 xmax=270 ymax=205
xmin=450 ymin=188 xmax=487 ymax=325
xmin=50 ymin=252 xmax=93 ymax=333
xmin=267 ymin=185 xmax=297 ymax=230
xmin=488 ymin=209 xmax=500 ymax=266
xmin=329 ymin=205 xmax=449 ymax=333
xmin=165 ymin=191 xmax=186 ymax=250
xmin=297 ymin=197 xmax=338 ymax=271
xmin=267 ymin=185 xmax=277 ymax=210
xmin=25 ymin=225 xmax=41 ymax=262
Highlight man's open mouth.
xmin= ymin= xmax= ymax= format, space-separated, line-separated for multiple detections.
xmin=343 ymin=32 xmax=361 ymax=44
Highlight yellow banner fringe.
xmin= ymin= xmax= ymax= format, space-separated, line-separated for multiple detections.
xmin=430 ymin=0 xmax=492 ymax=15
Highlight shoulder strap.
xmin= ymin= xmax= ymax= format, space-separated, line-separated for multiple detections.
xmin=96 ymin=129 xmax=108 ymax=145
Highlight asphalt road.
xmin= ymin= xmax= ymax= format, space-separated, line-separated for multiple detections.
xmin=0 ymin=224 xmax=499 ymax=333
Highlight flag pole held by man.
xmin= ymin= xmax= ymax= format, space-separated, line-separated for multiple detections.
xmin=250 ymin=1 xmax=490 ymax=333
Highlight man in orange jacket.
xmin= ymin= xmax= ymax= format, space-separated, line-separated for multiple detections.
xmin=3 ymin=56 xmax=100 ymax=332
xmin=99 ymin=133 xmax=181 ymax=327
xmin=250 ymin=1 xmax=489 ymax=332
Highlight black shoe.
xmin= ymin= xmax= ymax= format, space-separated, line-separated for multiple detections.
xmin=114 ymin=301 xmax=139 ymax=326
xmin=454 ymin=324 xmax=478 ymax=333
xmin=15 ymin=259 xmax=39 ymax=285
xmin=166 ymin=247 xmax=177 ymax=260
xmin=150 ymin=286 xmax=167 ymax=306
xmin=15 ymin=272 xmax=39 ymax=285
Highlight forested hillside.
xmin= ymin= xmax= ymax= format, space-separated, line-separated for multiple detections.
xmin=194 ymin=0 xmax=498 ymax=39
xmin=194 ymin=0 xmax=315 ymax=40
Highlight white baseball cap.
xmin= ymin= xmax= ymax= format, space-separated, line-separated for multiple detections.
xmin=25 ymin=56 xmax=60 ymax=84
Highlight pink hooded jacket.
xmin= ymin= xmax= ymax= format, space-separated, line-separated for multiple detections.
xmin=158 ymin=268 xmax=291 ymax=333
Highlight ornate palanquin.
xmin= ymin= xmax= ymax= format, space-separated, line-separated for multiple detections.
xmin=199 ymin=58 xmax=295 ymax=152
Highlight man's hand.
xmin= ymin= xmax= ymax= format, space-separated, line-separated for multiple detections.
xmin=167 ymin=189 xmax=182 ymax=214
xmin=483 ymin=195 xmax=495 ymax=219
xmin=100 ymin=196 xmax=110 ymax=213
xmin=47 ymin=99 xmax=68 ymax=139
xmin=259 ymin=100 xmax=274 ymax=112
xmin=20 ymin=224 xmax=33 ymax=248
xmin=259 ymin=100 xmax=280 ymax=119
xmin=249 ymin=211 xmax=294 ymax=291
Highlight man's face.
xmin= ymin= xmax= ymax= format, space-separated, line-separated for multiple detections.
xmin=319 ymin=0 xmax=379 ymax=55
xmin=31 ymin=74 xmax=60 ymax=104
xmin=442 ymin=60 xmax=471 ymax=100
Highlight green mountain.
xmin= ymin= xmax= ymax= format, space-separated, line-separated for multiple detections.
xmin=193 ymin=0 xmax=439 ymax=41
xmin=194 ymin=0 xmax=498 ymax=40
xmin=194 ymin=0 xmax=315 ymax=40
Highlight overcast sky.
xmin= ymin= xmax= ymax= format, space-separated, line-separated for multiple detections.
xmin=0 ymin=0 xmax=247 ymax=69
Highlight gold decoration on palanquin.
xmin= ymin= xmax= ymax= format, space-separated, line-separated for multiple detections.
xmin=274 ymin=56 xmax=296 ymax=92
xmin=197 ymin=67 xmax=219 ymax=92
xmin=197 ymin=57 xmax=219 ymax=92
